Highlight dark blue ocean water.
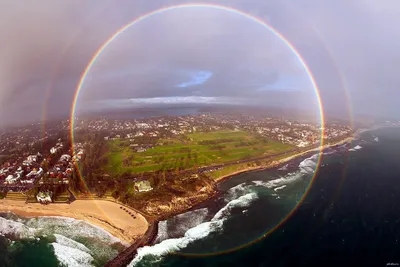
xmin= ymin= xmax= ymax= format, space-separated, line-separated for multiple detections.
xmin=131 ymin=127 xmax=400 ymax=267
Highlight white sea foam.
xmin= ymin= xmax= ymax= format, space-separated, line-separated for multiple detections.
xmin=25 ymin=216 xmax=121 ymax=244
xmin=154 ymin=221 xmax=168 ymax=243
xmin=52 ymin=242 xmax=95 ymax=267
xmin=253 ymin=153 xmax=318 ymax=191
xmin=212 ymin=193 xmax=258 ymax=221
xmin=278 ymin=164 xmax=288 ymax=171
xmin=323 ymin=150 xmax=336 ymax=156
xmin=54 ymin=234 xmax=91 ymax=254
xmin=299 ymin=154 xmax=318 ymax=174
xmin=174 ymin=208 xmax=209 ymax=231
xmin=225 ymin=182 xmax=250 ymax=201
xmin=252 ymin=180 xmax=269 ymax=187
xmin=349 ymin=145 xmax=363 ymax=151
xmin=156 ymin=208 xmax=209 ymax=242
xmin=253 ymin=172 xmax=302 ymax=189
xmin=129 ymin=192 xmax=258 ymax=266
xmin=129 ymin=219 xmax=224 ymax=266
xmin=0 ymin=214 xmax=123 ymax=266
xmin=274 ymin=185 xmax=287 ymax=192
xmin=0 ymin=217 xmax=36 ymax=239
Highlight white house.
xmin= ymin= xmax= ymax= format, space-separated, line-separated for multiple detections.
xmin=59 ymin=154 xmax=71 ymax=162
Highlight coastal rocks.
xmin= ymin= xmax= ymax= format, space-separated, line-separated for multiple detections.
xmin=142 ymin=185 xmax=216 ymax=219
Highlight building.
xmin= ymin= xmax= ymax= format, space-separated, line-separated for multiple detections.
xmin=5 ymin=174 xmax=19 ymax=184
xmin=27 ymin=155 xmax=38 ymax=163
xmin=36 ymin=191 xmax=52 ymax=204
xmin=50 ymin=147 xmax=58 ymax=154
xmin=59 ymin=154 xmax=71 ymax=162
xmin=134 ymin=180 xmax=153 ymax=192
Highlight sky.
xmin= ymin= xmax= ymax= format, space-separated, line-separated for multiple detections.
xmin=0 ymin=0 xmax=399 ymax=126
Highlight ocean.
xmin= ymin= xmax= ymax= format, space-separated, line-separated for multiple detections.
xmin=0 ymin=214 xmax=126 ymax=267
xmin=130 ymin=126 xmax=400 ymax=267
xmin=1 ymin=127 xmax=399 ymax=267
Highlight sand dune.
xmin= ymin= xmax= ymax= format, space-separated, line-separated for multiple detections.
xmin=0 ymin=199 xmax=148 ymax=244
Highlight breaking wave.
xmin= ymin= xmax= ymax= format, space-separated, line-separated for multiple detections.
xmin=52 ymin=242 xmax=94 ymax=267
xmin=54 ymin=234 xmax=91 ymax=254
xmin=225 ymin=182 xmax=252 ymax=202
xmin=274 ymin=185 xmax=287 ymax=192
xmin=129 ymin=192 xmax=259 ymax=266
xmin=129 ymin=152 xmax=321 ymax=266
xmin=212 ymin=193 xmax=258 ymax=221
xmin=323 ymin=148 xmax=336 ymax=155
xmin=278 ymin=164 xmax=288 ymax=171
xmin=0 ymin=214 xmax=123 ymax=266
xmin=0 ymin=217 xmax=36 ymax=239
xmin=299 ymin=154 xmax=318 ymax=174
xmin=129 ymin=218 xmax=224 ymax=266
xmin=24 ymin=216 xmax=121 ymax=244
xmin=155 ymin=208 xmax=209 ymax=242
xmin=252 ymin=153 xmax=318 ymax=192
xmin=349 ymin=145 xmax=363 ymax=152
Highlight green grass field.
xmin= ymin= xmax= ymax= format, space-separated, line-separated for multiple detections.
xmin=105 ymin=130 xmax=293 ymax=174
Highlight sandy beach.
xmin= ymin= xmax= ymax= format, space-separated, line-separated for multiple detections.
xmin=0 ymin=199 xmax=148 ymax=244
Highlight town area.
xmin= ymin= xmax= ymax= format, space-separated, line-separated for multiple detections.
xmin=0 ymin=112 xmax=352 ymax=213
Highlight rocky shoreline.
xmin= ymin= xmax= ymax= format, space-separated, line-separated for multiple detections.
xmin=106 ymin=135 xmax=356 ymax=266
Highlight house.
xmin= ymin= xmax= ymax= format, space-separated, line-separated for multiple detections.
xmin=59 ymin=154 xmax=71 ymax=162
xmin=36 ymin=191 xmax=52 ymax=204
xmin=134 ymin=180 xmax=153 ymax=192
xmin=5 ymin=174 xmax=19 ymax=184
xmin=76 ymin=150 xmax=84 ymax=159
xmin=27 ymin=155 xmax=38 ymax=163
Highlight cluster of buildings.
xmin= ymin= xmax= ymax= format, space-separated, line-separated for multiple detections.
xmin=50 ymin=142 xmax=64 ymax=154
xmin=73 ymin=113 xmax=352 ymax=148
xmin=40 ymin=143 xmax=84 ymax=185
xmin=0 ymin=112 xmax=352 ymax=196
xmin=0 ymin=153 xmax=44 ymax=191
xmin=0 ymin=138 xmax=84 ymax=192
xmin=0 ymin=120 xmax=71 ymax=156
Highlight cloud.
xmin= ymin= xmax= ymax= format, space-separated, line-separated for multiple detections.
xmin=176 ymin=71 xmax=213 ymax=88
xmin=0 ymin=0 xmax=398 ymax=126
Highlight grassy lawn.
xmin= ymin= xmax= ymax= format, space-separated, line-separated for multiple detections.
xmin=105 ymin=130 xmax=293 ymax=175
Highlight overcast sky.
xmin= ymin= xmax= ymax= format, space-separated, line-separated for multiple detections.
xmin=0 ymin=0 xmax=399 ymax=126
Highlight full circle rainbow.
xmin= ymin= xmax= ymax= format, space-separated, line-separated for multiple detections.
xmin=70 ymin=3 xmax=326 ymax=256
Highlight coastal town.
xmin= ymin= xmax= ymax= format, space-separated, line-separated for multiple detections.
xmin=0 ymin=113 xmax=352 ymax=200
xmin=0 ymin=112 xmax=354 ymax=266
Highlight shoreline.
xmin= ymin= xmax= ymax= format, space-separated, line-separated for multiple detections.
xmin=213 ymin=135 xmax=355 ymax=183
xmin=141 ymin=136 xmax=355 ymax=244
xmin=137 ymin=135 xmax=356 ymax=249
xmin=0 ymin=134 xmax=356 ymax=266
xmin=0 ymin=199 xmax=149 ymax=245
